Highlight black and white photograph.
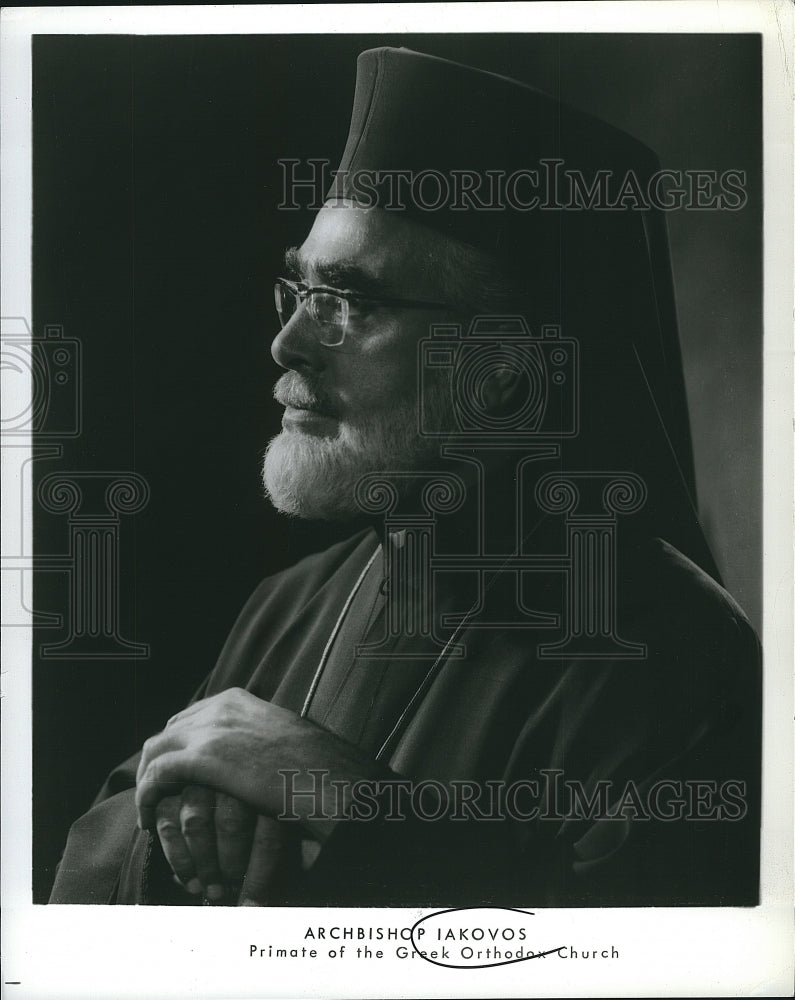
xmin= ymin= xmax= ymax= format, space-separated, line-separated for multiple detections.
xmin=2 ymin=4 xmax=792 ymax=998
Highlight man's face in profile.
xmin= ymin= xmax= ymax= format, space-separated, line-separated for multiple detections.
xmin=263 ymin=202 xmax=458 ymax=520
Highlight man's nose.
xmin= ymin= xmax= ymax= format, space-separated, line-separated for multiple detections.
xmin=270 ymin=305 xmax=325 ymax=371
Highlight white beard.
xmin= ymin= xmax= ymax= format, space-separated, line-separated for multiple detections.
xmin=262 ymin=371 xmax=453 ymax=521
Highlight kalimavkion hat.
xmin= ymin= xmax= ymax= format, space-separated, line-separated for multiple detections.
xmin=327 ymin=46 xmax=661 ymax=260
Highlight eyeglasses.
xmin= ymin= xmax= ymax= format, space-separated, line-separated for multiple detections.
xmin=274 ymin=277 xmax=453 ymax=347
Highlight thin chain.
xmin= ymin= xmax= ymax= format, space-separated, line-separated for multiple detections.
xmin=373 ymin=519 xmax=547 ymax=762
xmin=299 ymin=543 xmax=381 ymax=718
xmin=299 ymin=533 xmax=505 ymax=761
xmin=374 ymin=613 xmax=470 ymax=762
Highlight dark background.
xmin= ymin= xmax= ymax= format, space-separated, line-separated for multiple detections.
xmin=31 ymin=34 xmax=761 ymax=902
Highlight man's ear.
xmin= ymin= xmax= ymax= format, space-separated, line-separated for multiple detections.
xmin=480 ymin=365 xmax=525 ymax=415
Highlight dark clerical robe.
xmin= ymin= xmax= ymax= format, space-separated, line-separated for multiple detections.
xmin=50 ymin=526 xmax=760 ymax=907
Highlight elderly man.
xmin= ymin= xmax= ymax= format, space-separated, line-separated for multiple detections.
xmin=50 ymin=47 xmax=760 ymax=907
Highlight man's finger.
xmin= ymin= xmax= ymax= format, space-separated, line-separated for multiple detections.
xmin=165 ymin=700 xmax=206 ymax=729
xmin=215 ymin=792 xmax=256 ymax=884
xmin=136 ymin=729 xmax=182 ymax=786
xmin=155 ymin=795 xmax=203 ymax=896
xmin=239 ymin=816 xmax=294 ymax=906
xmin=165 ymin=689 xmax=243 ymax=729
xmin=136 ymin=750 xmax=200 ymax=828
xmin=180 ymin=785 xmax=225 ymax=901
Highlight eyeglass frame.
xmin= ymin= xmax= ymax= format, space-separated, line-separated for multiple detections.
xmin=274 ymin=276 xmax=455 ymax=347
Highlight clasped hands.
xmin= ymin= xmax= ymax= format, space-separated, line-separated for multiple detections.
xmin=135 ymin=688 xmax=381 ymax=905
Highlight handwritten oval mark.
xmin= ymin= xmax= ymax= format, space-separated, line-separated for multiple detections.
xmin=409 ymin=906 xmax=563 ymax=969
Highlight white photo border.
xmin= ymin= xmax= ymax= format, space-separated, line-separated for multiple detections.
xmin=2 ymin=3 xmax=792 ymax=998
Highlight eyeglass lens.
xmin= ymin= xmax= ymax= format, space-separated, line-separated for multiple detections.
xmin=274 ymin=282 xmax=348 ymax=346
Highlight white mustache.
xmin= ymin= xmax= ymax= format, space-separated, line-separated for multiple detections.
xmin=273 ymin=372 xmax=338 ymax=417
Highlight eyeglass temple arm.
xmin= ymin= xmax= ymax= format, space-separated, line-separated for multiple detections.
xmin=277 ymin=279 xmax=450 ymax=311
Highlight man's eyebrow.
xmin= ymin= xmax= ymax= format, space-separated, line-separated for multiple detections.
xmin=283 ymin=247 xmax=389 ymax=296
xmin=284 ymin=246 xmax=304 ymax=279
